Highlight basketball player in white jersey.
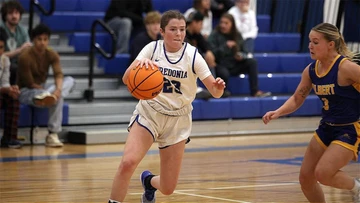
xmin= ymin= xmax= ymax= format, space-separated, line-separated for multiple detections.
xmin=108 ymin=10 xmax=226 ymax=203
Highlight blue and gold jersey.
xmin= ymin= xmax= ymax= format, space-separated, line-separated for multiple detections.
xmin=309 ymin=55 xmax=360 ymax=124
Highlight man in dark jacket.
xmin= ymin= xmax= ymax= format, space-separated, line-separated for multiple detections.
xmin=104 ymin=0 xmax=153 ymax=54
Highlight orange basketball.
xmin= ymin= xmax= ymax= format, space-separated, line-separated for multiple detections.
xmin=127 ymin=64 xmax=164 ymax=100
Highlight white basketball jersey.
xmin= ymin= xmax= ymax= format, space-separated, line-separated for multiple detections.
xmin=136 ymin=40 xmax=211 ymax=111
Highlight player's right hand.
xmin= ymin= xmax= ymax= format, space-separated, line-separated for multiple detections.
xmin=262 ymin=111 xmax=280 ymax=124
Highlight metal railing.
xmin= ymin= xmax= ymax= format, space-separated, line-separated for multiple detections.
xmin=84 ymin=19 xmax=117 ymax=102
xmin=28 ymin=0 xmax=55 ymax=34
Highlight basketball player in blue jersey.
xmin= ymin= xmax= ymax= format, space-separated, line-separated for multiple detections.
xmin=108 ymin=10 xmax=226 ymax=203
xmin=263 ymin=23 xmax=360 ymax=203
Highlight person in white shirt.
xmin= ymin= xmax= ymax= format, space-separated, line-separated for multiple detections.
xmin=184 ymin=0 xmax=213 ymax=38
xmin=108 ymin=10 xmax=225 ymax=203
xmin=228 ymin=0 xmax=258 ymax=56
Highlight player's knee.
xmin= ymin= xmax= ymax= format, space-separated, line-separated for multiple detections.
xmin=299 ymin=170 xmax=316 ymax=187
xmin=314 ymin=166 xmax=331 ymax=185
xmin=119 ymin=158 xmax=138 ymax=173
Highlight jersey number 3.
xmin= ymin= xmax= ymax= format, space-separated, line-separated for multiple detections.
xmin=163 ymin=78 xmax=182 ymax=94
xmin=321 ymin=98 xmax=329 ymax=110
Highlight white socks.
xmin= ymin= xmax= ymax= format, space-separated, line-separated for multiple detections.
xmin=351 ymin=178 xmax=360 ymax=193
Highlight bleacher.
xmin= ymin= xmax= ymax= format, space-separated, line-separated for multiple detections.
xmin=12 ymin=0 xmax=324 ymax=144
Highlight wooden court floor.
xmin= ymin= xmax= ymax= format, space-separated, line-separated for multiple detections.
xmin=0 ymin=133 xmax=359 ymax=203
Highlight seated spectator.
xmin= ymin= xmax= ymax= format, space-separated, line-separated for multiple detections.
xmin=184 ymin=0 xmax=213 ymax=38
xmin=129 ymin=11 xmax=161 ymax=63
xmin=104 ymin=0 xmax=153 ymax=54
xmin=228 ymin=0 xmax=258 ymax=56
xmin=0 ymin=27 xmax=21 ymax=148
xmin=17 ymin=24 xmax=75 ymax=147
xmin=0 ymin=0 xmax=32 ymax=85
xmin=211 ymin=0 xmax=234 ymax=18
xmin=207 ymin=13 xmax=270 ymax=97
xmin=186 ymin=11 xmax=220 ymax=99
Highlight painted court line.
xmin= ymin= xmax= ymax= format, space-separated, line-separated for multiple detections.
xmin=174 ymin=191 xmax=251 ymax=203
xmin=208 ymin=182 xmax=298 ymax=190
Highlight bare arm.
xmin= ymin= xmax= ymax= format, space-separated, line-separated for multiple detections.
xmin=5 ymin=42 xmax=32 ymax=58
xmin=339 ymin=60 xmax=360 ymax=84
xmin=201 ymin=75 xmax=225 ymax=98
xmin=263 ymin=66 xmax=312 ymax=124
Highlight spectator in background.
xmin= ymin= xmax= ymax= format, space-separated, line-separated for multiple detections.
xmin=228 ymin=0 xmax=258 ymax=56
xmin=184 ymin=0 xmax=213 ymax=38
xmin=208 ymin=13 xmax=270 ymax=97
xmin=186 ymin=11 xmax=220 ymax=99
xmin=17 ymin=24 xmax=75 ymax=147
xmin=0 ymin=27 xmax=21 ymax=149
xmin=0 ymin=0 xmax=31 ymax=85
xmin=104 ymin=0 xmax=153 ymax=54
xmin=129 ymin=11 xmax=161 ymax=63
xmin=211 ymin=0 xmax=234 ymax=18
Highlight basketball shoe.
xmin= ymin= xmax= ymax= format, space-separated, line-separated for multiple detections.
xmin=354 ymin=178 xmax=360 ymax=203
xmin=140 ymin=170 xmax=156 ymax=203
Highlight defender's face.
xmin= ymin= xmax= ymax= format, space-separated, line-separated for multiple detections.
xmin=308 ymin=30 xmax=333 ymax=60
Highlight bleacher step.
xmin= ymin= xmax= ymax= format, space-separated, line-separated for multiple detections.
xmin=65 ymin=117 xmax=321 ymax=144
xmin=47 ymin=78 xmax=120 ymax=90
xmin=68 ymin=114 xmax=132 ymax=125
xmin=48 ymin=66 xmax=103 ymax=76
xmin=68 ymin=102 xmax=137 ymax=116
xmin=60 ymin=55 xmax=89 ymax=67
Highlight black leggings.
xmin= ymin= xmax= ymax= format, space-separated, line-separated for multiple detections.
xmin=216 ymin=58 xmax=259 ymax=96
xmin=10 ymin=63 xmax=18 ymax=85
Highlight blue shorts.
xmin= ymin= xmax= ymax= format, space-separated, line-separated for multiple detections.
xmin=314 ymin=121 xmax=360 ymax=161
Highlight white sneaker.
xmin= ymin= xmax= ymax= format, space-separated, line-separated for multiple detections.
xmin=33 ymin=92 xmax=57 ymax=107
xmin=45 ymin=133 xmax=64 ymax=147
xmin=353 ymin=178 xmax=360 ymax=203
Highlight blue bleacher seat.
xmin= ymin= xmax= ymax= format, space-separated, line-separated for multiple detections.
xmin=255 ymin=53 xmax=312 ymax=73
xmin=230 ymin=97 xmax=262 ymax=118
xmin=200 ymin=98 xmax=231 ymax=120
xmin=153 ymin=0 xmax=193 ymax=13
xmin=78 ymin=0 xmax=110 ymax=11
xmin=0 ymin=104 xmax=32 ymax=127
xmin=260 ymin=96 xmax=289 ymax=116
xmin=102 ymin=54 xmax=131 ymax=75
xmin=32 ymin=103 xmax=69 ymax=126
xmin=257 ymin=15 xmax=271 ymax=33
xmin=284 ymin=73 xmax=302 ymax=93
xmin=192 ymin=99 xmax=203 ymax=120
xmin=68 ymin=33 xmax=109 ymax=53
xmin=75 ymin=12 xmax=105 ymax=31
xmin=255 ymin=33 xmax=301 ymax=52
xmin=41 ymin=12 xmax=78 ymax=32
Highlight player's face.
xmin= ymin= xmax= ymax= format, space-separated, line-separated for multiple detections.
xmin=6 ymin=9 xmax=20 ymax=27
xmin=219 ymin=17 xmax=232 ymax=34
xmin=308 ymin=30 xmax=334 ymax=60
xmin=33 ymin=34 xmax=49 ymax=52
xmin=161 ymin=18 xmax=186 ymax=52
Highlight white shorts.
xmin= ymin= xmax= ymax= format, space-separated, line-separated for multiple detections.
xmin=128 ymin=100 xmax=192 ymax=148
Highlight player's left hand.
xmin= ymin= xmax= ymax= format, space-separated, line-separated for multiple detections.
xmin=213 ymin=77 xmax=226 ymax=90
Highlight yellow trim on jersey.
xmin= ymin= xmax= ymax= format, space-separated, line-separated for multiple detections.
xmin=332 ymin=141 xmax=359 ymax=161
xmin=315 ymin=55 xmax=341 ymax=78
xmin=352 ymin=83 xmax=360 ymax=92
xmin=314 ymin=132 xmax=327 ymax=149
